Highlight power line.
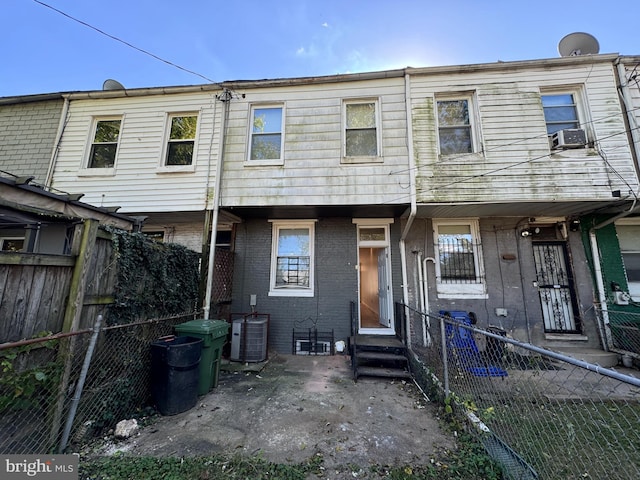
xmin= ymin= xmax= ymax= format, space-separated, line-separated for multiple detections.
xmin=33 ymin=0 xmax=215 ymax=84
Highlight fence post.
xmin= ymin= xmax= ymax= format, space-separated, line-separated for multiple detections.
xmin=440 ymin=315 xmax=449 ymax=397
xmin=49 ymin=218 xmax=99 ymax=450
xmin=59 ymin=314 xmax=102 ymax=452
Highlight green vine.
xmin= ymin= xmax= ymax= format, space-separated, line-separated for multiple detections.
xmin=106 ymin=227 xmax=201 ymax=324
xmin=0 ymin=333 xmax=61 ymax=411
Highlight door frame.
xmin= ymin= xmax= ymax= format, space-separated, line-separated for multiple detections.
xmin=353 ymin=218 xmax=395 ymax=335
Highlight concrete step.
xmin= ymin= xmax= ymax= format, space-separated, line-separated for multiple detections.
xmin=553 ymin=346 xmax=619 ymax=368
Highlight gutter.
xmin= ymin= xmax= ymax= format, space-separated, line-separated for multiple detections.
xmin=400 ymin=72 xmax=417 ymax=347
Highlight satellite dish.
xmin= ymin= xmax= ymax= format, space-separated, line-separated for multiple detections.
xmin=102 ymin=79 xmax=125 ymax=90
xmin=558 ymin=32 xmax=600 ymax=57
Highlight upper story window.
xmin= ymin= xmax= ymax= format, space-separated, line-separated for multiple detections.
xmin=541 ymin=93 xmax=580 ymax=135
xmin=433 ymin=218 xmax=486 ymax=298
xmin=344 ymin=99 xmax=380 ymax=161
xmin=165 ymin=114 xmax=198 ymax=166
xmin=88 ymin=118 xmax=121 ymax=168
xmin=436 ymin=97 xmax=475 ymax=155
xmin=249 ymin=106 xmax=284 ymax=163
xmin=616 ymin=222 xmax=640 ymax=302
xmin=269 ymin=220 xmax=315 ymax=297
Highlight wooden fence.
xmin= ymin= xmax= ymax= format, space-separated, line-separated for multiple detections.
xmin=0 ymin=219 xmax=117 ymax=343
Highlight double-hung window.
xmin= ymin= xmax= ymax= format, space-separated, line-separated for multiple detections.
xmin=249 ymin=105 xmax=284 ymax=164
xmin=541 ymin=93 xmax=580 ymax=135
xmin=616 ymin=221 xmax=640 ymax=302
xmin=436 ymin=97 xmax=474 ymax=155
xmin=165 ymin=114 xmax=198 ymax=166
xmin=88 ymin=118 xmax=121 ymax=169
xmin=433 ymin=219 xmax=486 ymax=298
xmin=269 ymin=220 xmax=315 ymax=297
xmin=344 ymin=99 xmax=380 ymax=161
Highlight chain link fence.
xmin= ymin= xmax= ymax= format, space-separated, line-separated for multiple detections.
xmin=0 ymin=312 xmax=200 ymax=454
xmin=600 ymin=308 xmax=640 ymax=361
xmin=402 ymin=304 xmax=640 ymax=480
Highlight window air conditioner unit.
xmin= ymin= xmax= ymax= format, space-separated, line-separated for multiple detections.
xmin=295 ymin=340 xmax=331 ymax=355
xmin=551 ymin=128 xmax=587 ymax=149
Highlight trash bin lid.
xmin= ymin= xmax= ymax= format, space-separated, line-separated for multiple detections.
xmin=175 ymin=319 xmax=229 ymax=338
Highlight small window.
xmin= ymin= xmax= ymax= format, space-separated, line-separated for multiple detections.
xmin=88 ymin=119 xmax=121 ymax=168
xmin=249 ymin=106 xmax=283 ymax=162
xmin=166 ymin=114 xmax=198 ymax=166
xmin=437 ymin=98 xmax=473 ymax=155
xmin=617 ymin=223 xmax=640 ymax=302
xmin=541 ymin=93 xmax=580 ymax=135
xmin=269 ymin=221 xmax=315 ymax=297
xmin=344 ymin=100 xmax=379 ymax=158
xmin=142 ymin=231 xmax=165 ymax=243
xmin=433 ymin=219 xmax=486 ymax=298
xmin=0 ymin=237 xmax=25 ymax=252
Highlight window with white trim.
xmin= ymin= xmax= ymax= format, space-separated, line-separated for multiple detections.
xmin=249 ymin=105 xmax=284 ymax=163
xmin=165 ymin=114 xmax=198 ymax=166
xmin=433 ymin=219 xmax=486 ymax=297
xmin=436 ymin=96 xmax=475 ymax=155
xmin=269 ymin=220 xmax=315 ymax=297
xmin=344 ymin=99 xmax=380 ymax=160
xmin=616 ymin=222 xmax=640 ymax=302
xmin=541 ymin=93 xmax=580 ymax=135
xmin=88 ymin=118 xmax=121 ymax=168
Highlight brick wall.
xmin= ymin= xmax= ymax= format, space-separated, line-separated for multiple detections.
xmin=232 ymin=217 xmax=360 ymax=353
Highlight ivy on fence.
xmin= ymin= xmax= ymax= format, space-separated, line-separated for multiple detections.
xmin=107 ymin=227 xmax=201 ymax=324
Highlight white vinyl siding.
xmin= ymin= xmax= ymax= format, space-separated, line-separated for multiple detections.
xmin=222 ymin=78 xmax=408 ymax=207
xmin=51 ymin=94 xmax=216 ymax=213
xmin=410 ymin=60 xmax=637 ymax=204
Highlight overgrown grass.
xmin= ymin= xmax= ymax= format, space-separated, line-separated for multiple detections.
xmin=79 ymin=431 xmax=501 ymax=480
xmin=490 ymin=399 xmax=640 ymax=479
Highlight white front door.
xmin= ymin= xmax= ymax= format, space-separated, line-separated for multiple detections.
xmin=354 ymin=220 xmax=394 ymax=335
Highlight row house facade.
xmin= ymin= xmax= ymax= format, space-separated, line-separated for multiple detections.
xmin=2 ymin=53 xmax=639 ymax=358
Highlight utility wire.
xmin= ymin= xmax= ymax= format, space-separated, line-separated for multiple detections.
xmin=33 ymin=0 xmax=215 ymax=84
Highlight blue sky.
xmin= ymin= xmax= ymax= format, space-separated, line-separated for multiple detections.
xmin=3 ymin=0 xmax=640 ymax=97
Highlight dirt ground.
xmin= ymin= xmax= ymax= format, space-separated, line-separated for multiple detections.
xmin=93 ymin=354 xmax=455 ymax=472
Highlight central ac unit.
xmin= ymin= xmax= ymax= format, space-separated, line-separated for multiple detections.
xmin=551 ymin=128 xmax=587 ymax=149
xmin=295 ymin=340 xmax=331 ymax=355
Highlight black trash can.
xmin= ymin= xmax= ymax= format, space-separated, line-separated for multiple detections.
xmin=150 ymin=336 xmax=203 ymax=415
xmin=486 ymin=326 xmax=507 ymax=364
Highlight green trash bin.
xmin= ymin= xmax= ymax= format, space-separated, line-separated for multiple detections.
xmin=175 ymin=319 xmax=229 ymax=395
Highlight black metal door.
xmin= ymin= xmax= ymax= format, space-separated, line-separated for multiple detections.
xmin=532 ymin=242 xmax=580 ymax=333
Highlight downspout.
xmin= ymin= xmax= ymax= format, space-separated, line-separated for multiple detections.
xmin=203 ymin=89 xmax=232 ymax=320
xmin=45 ymin=96 xmax=70 ymax=187
xmin=400 ymin=72 xmax=417 ymax=347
